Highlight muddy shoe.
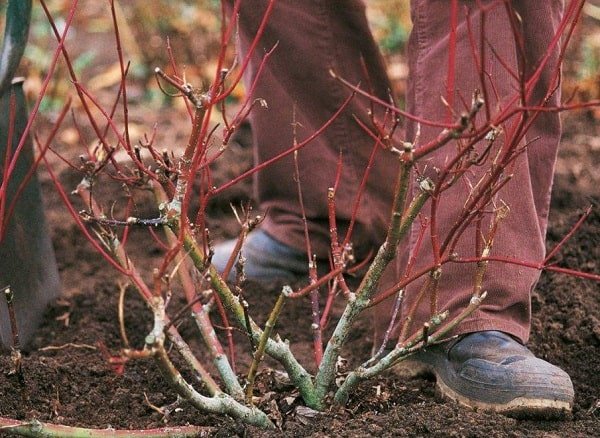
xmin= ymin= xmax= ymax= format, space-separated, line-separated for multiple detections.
xmin=211 ymin=230 xmax=308 ymax=283
xmin=402 ymin=331 xmax=574 ymax=418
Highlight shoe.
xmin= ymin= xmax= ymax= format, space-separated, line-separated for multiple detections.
xmin=400 ymin=331 xmax=574 ymax=418
xmin=211 ymin=229 xmax=308 ymax=283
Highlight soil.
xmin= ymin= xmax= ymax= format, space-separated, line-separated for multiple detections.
xmin=1 ymin=4 xmax=600 ymax=438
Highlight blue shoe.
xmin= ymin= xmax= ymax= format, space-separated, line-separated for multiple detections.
xmin=401 ymin=331 xmax=574 ymax=418
xmin=211 ymin=230 xmax=308 ymax=283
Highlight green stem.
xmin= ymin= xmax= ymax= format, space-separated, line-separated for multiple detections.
xmin=147 ymin=299 xmax=274 ymax=428
xmin=174 ymin=225 xmax=320 ymax=408
xmin=334 ymin=292 xmax=487 ymax=404
xmin=153 ymin=343 xmax=273 ymax=428
xmin=158 ymin=206 xmax=243 ymax=398
xmin=0 ymin=419 xmax=209 ymax=438
xmin=314 ymin=164 xmax=431 ymax=400
xmin=107 ymin=231 xmax=221 ymax=396
xmin=246 ymin=291 xmax=286 ymax=404
xmin=164 ymin=325 xmax=221 ymax=396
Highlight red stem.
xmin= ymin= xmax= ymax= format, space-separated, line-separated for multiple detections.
xmin=544 ymin=205 xmax=593 ymax=264
xmin=213 ymin=92 xmax=355 ymax=196
xmin=454 ymin=255 xmax=600 ymax=282
xmin=331 ymin=71 xmax=457 ymax=129
xmin=342 ymin=115 xmax=386 ymax=248
xmin=1 ymin=100 xmax=71 ymax=242
xmin=42 ymin=155 xmax=129 ymax=275
xmin=0 ymin=0 xmax=78 ymax=205
xmin=0 ymin=91 xmax=16 ymax=240
xmin=109 ymin=0 xmax=132 ymax=152
xmin=211 ymin=0 xmax=276 ymax=105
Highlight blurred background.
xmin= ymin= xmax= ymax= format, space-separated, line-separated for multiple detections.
xmin=1 ymin=0 xmax=410 ymax=115
xmin=0 ymin=0 xmax=599 ymax=195
xmin=1 ymin=0 xmax=598 ymax=117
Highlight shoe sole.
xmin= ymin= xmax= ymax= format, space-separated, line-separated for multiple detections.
xmin=395 ymin=360 xmax=572 ymax=419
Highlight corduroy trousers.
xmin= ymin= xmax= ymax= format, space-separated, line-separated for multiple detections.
xmin=231 ymin=0 xmax=564 ymax=344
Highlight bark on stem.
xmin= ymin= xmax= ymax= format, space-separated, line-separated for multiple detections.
xmin=0 ymin=418 xmax=211 ymax=438
xmin=156 ymin=181 xmax=243 ymax=399
xmin=76 ymin=184 xmax=221 ymax=395
xmin=146 ymin=299 xmax=274 ymax=428
xmin=314 ymin=159 xmax=432 ymax=400
xmin=334 ymin=292 xmax=487 ymax=404
xmin=171 ymin=222 xmax=320 ymax=407
xmin=245 ymin=292 xmax=286 ymax=404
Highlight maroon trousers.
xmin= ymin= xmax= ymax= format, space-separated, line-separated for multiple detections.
xmin=233 ymin=1 xmax=564 ymax=344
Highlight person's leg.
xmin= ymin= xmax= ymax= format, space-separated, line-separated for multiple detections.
xmin=220 ymin=0 xmax=573 ymax=417
xmin=392 ymin=0 xmax=564 ymax=345
xmin=386 ymin=0 xmax=572 ymax=417
xmin=216 ymin=0 xmax=399 ymax=279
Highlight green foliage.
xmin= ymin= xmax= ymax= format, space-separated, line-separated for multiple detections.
xmin=378 ymin=16 xmax=409 ymax=54
xmin=578 ymin=37 xmax=600 ymax=81
xmin=368 ymin=0 xmax=411 ymax=55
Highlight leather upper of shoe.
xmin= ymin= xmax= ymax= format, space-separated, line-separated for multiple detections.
xmin=424 ymin=330 xmax=575 ymax=404
xmin=447 ymin=330 xmax=533 ymax=366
